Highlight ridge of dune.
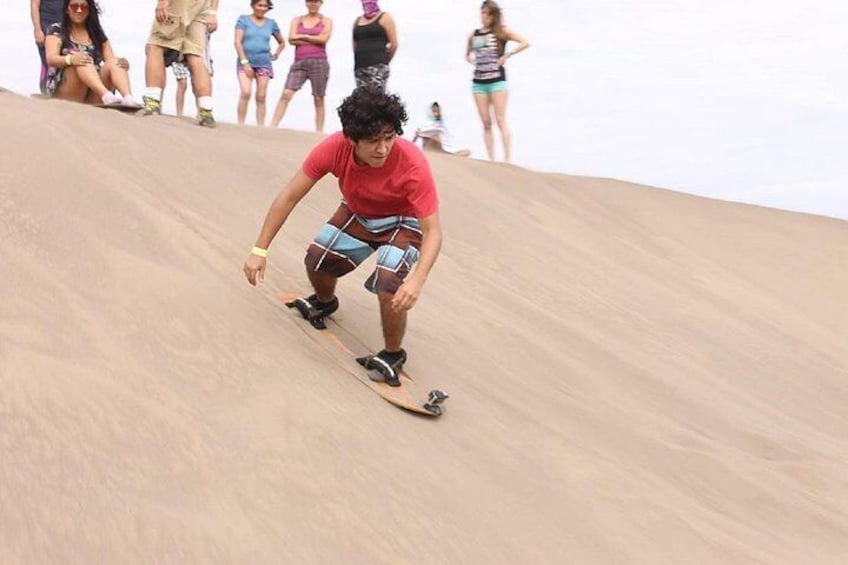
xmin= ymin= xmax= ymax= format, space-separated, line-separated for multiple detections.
xmin=2 ymin=91 xmax=847 ymax=564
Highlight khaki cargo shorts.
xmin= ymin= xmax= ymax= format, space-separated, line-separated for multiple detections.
xmin=147 ymin=0 xmax=210 ymax=57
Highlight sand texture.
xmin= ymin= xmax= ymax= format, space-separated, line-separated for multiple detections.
xmin=2 ymin=91 xmax=847 ymax=564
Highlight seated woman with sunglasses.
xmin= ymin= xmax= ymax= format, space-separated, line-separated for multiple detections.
xmin=44 ymin=0 xmax=136 ymax=106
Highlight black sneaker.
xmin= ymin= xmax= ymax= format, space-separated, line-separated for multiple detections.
xmin=286 ymin=294 xmax=339 ymax=330
xmin=357 ymin=349 xmax=407 ymax=387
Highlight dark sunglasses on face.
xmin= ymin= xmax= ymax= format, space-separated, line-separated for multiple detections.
xmin=70 ymin=3 xmax=90 ymax=13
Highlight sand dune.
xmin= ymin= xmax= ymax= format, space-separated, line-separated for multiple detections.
xmin=1 ymin=90 xmax=847 ymax=564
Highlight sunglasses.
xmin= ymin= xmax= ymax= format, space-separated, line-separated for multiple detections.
xmin=69 ymin=2 xmax=90 ymax=13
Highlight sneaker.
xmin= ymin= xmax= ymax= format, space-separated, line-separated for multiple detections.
xmin=357 ymin=349 xmax=407 ymax=387
xmin=121 ymin=94 xmax=137 ymax=107
xmin=136 ymin=96 xmax=161 ymax=116
xmin=197 ymin=108 xmax=216 ymax=128
xmin=101 ymin=92 xmax=122 ymax=105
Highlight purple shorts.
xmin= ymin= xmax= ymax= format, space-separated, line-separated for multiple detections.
xmin=237 ymin=65 xmax=274 ymax=79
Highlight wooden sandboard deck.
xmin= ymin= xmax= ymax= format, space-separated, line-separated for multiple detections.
xmin=279 ymin=292 xmax=447 ymax=417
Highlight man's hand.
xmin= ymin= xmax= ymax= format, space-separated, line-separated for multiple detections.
xmin=156 ymin=0 xmax=169 ymax=23
xmin=206 ymin=14 xmax=218 ymax=33
xmin=243 ymin=254 xmax=266 ymax=286
xmin=34 ymin=28 xmax=45 ymax=46
xmin=392 ymin=277 xmax=423 ymax=312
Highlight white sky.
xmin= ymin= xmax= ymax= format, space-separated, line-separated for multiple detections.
xmin=2 ymin=1 xmax=846 ymax=219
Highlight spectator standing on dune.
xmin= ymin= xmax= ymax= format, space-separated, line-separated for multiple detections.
xmin=137 ymin=0 xmax=219 ymax=128
xmin=352 ymin=0 xmax=397 ymax=90
xmin=466 ymin=0 xmax=529 ymax=163
xmin=31 ymin=0 xmax=65 ymax=94
xmin=235 ymin=0 xmax=285 ymax=126
xmin=270 ymin=0 xmax=333 ymax=132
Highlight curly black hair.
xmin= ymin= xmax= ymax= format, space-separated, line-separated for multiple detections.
xmin=337 ymin=86 xmax=408 ymax=142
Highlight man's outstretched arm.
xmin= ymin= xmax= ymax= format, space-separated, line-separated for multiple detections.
xmin=243 ymin=170 xmax=319 ymax=286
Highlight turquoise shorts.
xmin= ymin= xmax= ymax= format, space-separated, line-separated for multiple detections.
xmin=472 ymin=81 xmax=508 ymax=94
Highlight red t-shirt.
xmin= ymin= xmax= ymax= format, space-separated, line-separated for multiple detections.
xmin=301 ymin=132 xmax=439 ymax=219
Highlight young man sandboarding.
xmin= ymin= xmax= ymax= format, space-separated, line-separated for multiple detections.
xmin=243 ymin=86 xmax=442 ymax=386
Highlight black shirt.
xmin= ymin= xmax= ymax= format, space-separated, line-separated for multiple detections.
xmin=353 ymin=13 xmax=389 ymax=69
xmin=40 ymin=0 xmax=65 ymax=28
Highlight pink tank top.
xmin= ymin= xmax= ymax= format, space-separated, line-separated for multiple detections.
xmin=295 ymin=17 xmax=327 ymax=61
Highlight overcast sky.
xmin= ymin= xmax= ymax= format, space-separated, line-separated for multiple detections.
xmin=2 ymin=1 xmax=846 ymax=219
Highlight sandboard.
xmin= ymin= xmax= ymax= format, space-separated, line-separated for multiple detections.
xmin=94 ymin=103 xmax=143 ymax=112
xmin=279 ymin=292 xmax=448 ymax=417
xmin=30 ymin=93 xmax=142 ymax=112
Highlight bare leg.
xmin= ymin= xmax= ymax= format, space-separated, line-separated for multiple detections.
xmin=71 ymin=64 xmax=110 ymax=99
xmin=99 ymin=61 xmax=131 ymax=97
xmin=53 ymin=67 xmax=93 ymax=103
xmin=491 ymin=89 xmax=511 ymax=163
xmin=378 ymin=291 xmax=406 ymax=352
xmin=473 ymin=91 xmax=495 ymax=161
xmin=314 ymin=95 xmax=325 ymax=132
xmin=144 ymin=44 xmax=167 ymax=89
xmin=271 ymin=88 xmax=295 ymax=128
xmin=255 ymin=75 xmax=270 ymax=127
xmin=306 ymin=268 xmax=337 ymax=303
xmin=236 ymin=71 xmax=252 ymax=125
xmin=175 ymin=78 xmax=187 ymax=116
xmin=184 ymin=53 xmax=211 ymax=98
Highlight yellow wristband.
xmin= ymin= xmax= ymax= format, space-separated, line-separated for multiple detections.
xmin=65 ymin=54 xmax=72 ymax=66
xmin=251 ymin=246 xmax=268 ymax=258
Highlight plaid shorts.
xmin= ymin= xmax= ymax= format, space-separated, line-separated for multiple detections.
xmin=284 ymin=58 xmax=330 ymax=97
xmin=305 ymin=203 xmax=422 ymax=294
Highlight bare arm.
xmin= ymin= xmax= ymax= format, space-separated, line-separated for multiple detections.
xmin=31 ymin=0 xmax=43 ymax=43
xmin=101 ymin=40 xmax=119 ymax=66
xmin=206 ymin=0 xmax=219 ymax=33
xmin=381 ymin=12 xmax=398 ymax=63
xmin=100 ymin=39 xmax=129 ymax=70
xmin=288 ymin=17 xmax=303 ymax=45
xmin=234 ymin=27 xmax=248 ymax=61
xmin=465 ymin=32 xmax=474 ymax=64
xmin=316 ymin=17 xmax=333 ymax=44
xmin=243 ymin=170 xmax=320 ymax=286
xmin=501 ymin=28 xmax=530 ymax=64
xmin=156 ymin=0 xmax=169 ymax=24
xmin=44 ymin=34 xmax=91 ymax=67
xmin=297 ymin=17 xmax=333 ymax=45
xmin=44 ymin=34 xmax=65 ymax=67
xmin=271 ymin=32 xmax=285 ymax=60
xmin=392 ymin=211 xmax=442 ymax=311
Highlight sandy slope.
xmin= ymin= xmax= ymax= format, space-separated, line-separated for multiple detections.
xmin=1 ymin=91 xmax=847 ymax=564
